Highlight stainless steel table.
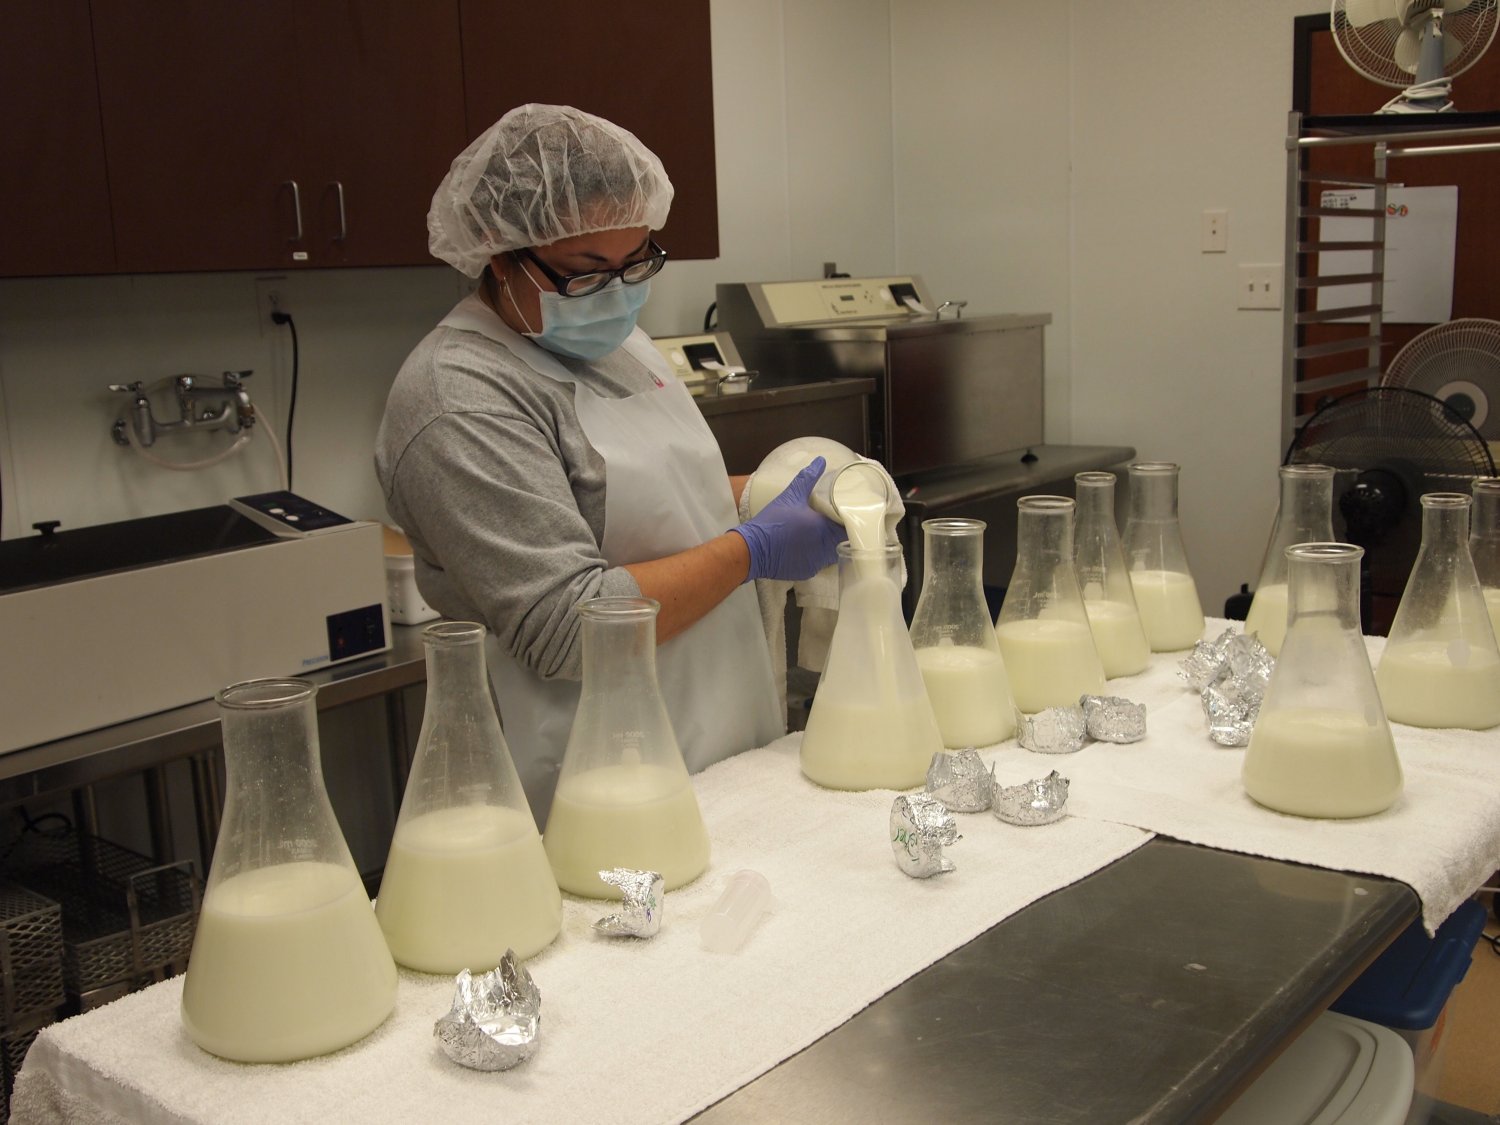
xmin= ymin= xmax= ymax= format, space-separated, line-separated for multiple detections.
xmin=0 ymin=624 xmax=429 ymax=875
xmin=694 ymin=839 xmax=1418 ymax=1124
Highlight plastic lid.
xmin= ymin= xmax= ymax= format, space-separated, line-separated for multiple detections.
xmin=1331 ymin=899 xmax=1487 ymax=1030
xmin=1217 ymin=1011 xmax=1414 ymax=1125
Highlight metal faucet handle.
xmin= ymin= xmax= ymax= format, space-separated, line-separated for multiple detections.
xmin=108 ymin=382 xmax=146 ymax=394
xmin=934 ymin=300 xmax=969 ymax=321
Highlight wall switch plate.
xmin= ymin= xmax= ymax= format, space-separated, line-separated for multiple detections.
xmin=1201 ymin=209 xmax=1228 ymax=253
xmin=1238 ymin=264 xmax=1282 ymax=310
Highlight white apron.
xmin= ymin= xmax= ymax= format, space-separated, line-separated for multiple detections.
xmin=436 ymin=295 xmax=783 ymax=821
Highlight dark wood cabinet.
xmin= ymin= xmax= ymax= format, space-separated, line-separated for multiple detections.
xmin=0 ymin=1 xmax=716 ymax=276
xmin=0 ymin=1 xmax=116 ymax=277
xmin=458 ymin=0 xmax=719 ymax=260
xmin=89 ymin=0 xmax=466 ymax=273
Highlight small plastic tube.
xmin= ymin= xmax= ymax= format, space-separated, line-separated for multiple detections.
xmin=699 ymin=870 xmax=773 ymax=954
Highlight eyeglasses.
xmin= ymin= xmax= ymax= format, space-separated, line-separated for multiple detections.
xmin=517 ymin=239 xmax=668 ymax=297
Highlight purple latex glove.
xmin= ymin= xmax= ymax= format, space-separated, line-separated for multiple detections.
xmin=731 ymin=457 xmax=846 ymax=582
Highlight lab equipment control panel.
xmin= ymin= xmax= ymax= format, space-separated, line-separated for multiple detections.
xmin=651 ymin=331 xmax=750 ymax=394
xmin=229 ymin=491 xmax=355 ymax=538
xmin=757 ymin=276 xmax=930 ymax=326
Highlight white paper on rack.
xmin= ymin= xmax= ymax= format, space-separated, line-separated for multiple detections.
xmin=1316 ymin=186 xmax=1458 ymax=324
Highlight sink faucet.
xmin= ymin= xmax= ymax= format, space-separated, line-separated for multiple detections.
xmin=111 ymin=370 xmax=257 ymax=448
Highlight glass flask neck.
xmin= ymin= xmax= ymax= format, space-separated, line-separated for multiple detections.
xmin=921 ymin=518 xmax=985 ymax=587
xmin=1472 ymin=478 xmax=1500 ymax=587
xmin=837 ymin=541 xmax=904 ymax=591
xmin=1016 ymin=495 xmax=1076 ymax=560
xmin=1257 ymin=464 xmax=1336 ymax=587
xmin=1074 ymin=472 xmax=1117 ymax=526
xmin=911 ymin=519 xmax=992 ymax=649
xmin=579 ymin=597 xmax=661 ymax=697
xmin=424 ymin=621 xmax=492 ymax=705
xmin=1418 ymin=492 xmax=1473 ymax=554
xmin=1286 ymin=542 xmax=1364 ymax=633
xmin=1128 ymin=462 xmax=1181 ymax=523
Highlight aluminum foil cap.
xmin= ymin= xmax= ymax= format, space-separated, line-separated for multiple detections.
xmin=593 ymin=868 xmax=665 ymax=938
xmin=925 ymin=749 xmax=996 ymax=812
xmin=433 ymin=952 xmax=542 ymax=1071
xmin=992 ymin=771 xmax=1071 ymax=827
xmin=1080 ymin=695 xmax=1148 ymax=743
xmin=1016 ymin=706 xmax=1087 ymax=754
xmin=890 ymin=794 xmax=959 ymax=878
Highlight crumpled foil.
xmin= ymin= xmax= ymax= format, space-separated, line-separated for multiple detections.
xmin=1015 ymin=705 xmax=1088 ymax=754
xmin=1179 ymin=629 xmax=1276 ymax=746
xmin=1080 ymin=695 xmax=1148 ymax=743
xmin=992 ymin=771 xmax=1071 ymax=827
xmin=593 ymin=868 xmax=664 ymax=938
xmin=925 ymin=749 xmax=996 ymax=812
xmin=890 ymin=794 xmax=959 ymax=878
xmin=433 ymin=953 xmax=541 ymax=1071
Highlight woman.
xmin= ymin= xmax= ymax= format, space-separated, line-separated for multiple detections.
xmin=375 ymin=104 xmax=841 ymax=820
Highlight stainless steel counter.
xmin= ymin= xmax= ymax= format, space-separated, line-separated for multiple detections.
xmin=695 ymin=839 xmax=1417 ymax=1124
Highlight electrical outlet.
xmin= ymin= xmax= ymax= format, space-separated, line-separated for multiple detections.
xmin=255 ymin=276 xmax=288 ymax=334
xmin=1238 ymin=264 xmax=1282 ymax=310
xmin=1201 ymin=209 xmax=1228 ymax=253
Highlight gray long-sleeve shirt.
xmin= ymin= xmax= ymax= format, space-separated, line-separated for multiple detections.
xmin=374 ymin=315 xmax=660 ymax=681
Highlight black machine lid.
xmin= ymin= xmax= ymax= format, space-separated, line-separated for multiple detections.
xmin=0 ymin=505 xmax=279 ymax=595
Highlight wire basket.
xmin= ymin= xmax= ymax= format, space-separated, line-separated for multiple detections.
xmin=1 ymin=1014 xmax=51 ymax=1121
xmin=5 ymin=830 xmax=199 ymax=1007
xmin=0 ymin=883 xmax=64 ymax=1030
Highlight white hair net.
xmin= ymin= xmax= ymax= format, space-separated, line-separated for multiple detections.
xmin=427 ymin=103 xmax=674 ymax=278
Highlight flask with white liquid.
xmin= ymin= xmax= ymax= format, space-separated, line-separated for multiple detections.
xmin=801 ymin=543 xmax=944 ymax=789
xmin=1243 ymin=464 xmax=1336 ymax=657
xmin=1243 ymin=543 xmax=1402 ymax=818
xmin=181 ymin=679 xmax=397 ymax=1063
xmin=1073 ymin=472 xmax=1150 ymax=677
xmin=1471 ymin=477 xmax=1500 ymax=643
xmin=910 ymin=518 xmax=1016 ymax=747
xmin=994 ymin=496 xmax=1106 ymax=712
xmin=1124 ymin=462 xmax=1206 ymax=651
xmin=375 ymin=621 xmax=561 ymax=973
xmin=1375 ymin=493 xmax=1500 ymax=729
xmin=542 ymin=597 xmax=711 ymax=897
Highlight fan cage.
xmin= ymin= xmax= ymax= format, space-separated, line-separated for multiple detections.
xmin=1332 ymin=0 xmax=1500 ymax=87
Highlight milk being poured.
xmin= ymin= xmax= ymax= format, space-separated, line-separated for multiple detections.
xmin=544 ymin=762 xmax=710 ymax=897
xmin=375 ymin=804 xmax=561 ymax=971
xmin=181 ymin=861 xmax=397 ymax=1062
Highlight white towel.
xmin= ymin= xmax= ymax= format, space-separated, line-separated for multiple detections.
xmin=10 ymin=738 xmax=1151 ymax=1125
xmin=1001 ymin=619 xmax=1500 ymax=935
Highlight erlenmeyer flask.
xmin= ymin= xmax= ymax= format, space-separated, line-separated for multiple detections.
xmin=1471 ymin=477 xmax=1500 ymax=642
xmin=181 ymin=679 xmax=396 ymax=1063
xmin=1243 ymin=543 xmax=1402 ymax=818
xmin=1375 ymin=493 xmax=1500 ymax=729
xmin=994 ymin=496 xmax=1106 ymax=712
xmin=1243 ymin=465 xmax=1336 ymax=657
xmin=375 ymin=621 xmax=561 ymax=972
xmin=1073 ymin=472 xmax=1150 ymax=677
xmin=543 ymin=597 xmax=710 ymax=898
xmin=909 ymin=518 xmax=1016 ymax=747
xmin=1124 ymin=462 xmax=1206 ymax=651
xmin=802 ymin=543 xmax=944 ymax=789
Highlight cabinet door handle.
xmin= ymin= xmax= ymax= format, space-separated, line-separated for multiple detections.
xmin=332 ymin=181 xmax=347 ymax=242
xmin=284 ymin=180 xmax=303 ymax=243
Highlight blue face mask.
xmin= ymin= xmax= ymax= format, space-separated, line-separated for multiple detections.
xmin=514 ymin=266 xmax=650 ymax=360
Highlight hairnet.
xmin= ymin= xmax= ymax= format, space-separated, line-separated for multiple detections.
xmin=427 ymin=104 xmax=674 ymax=278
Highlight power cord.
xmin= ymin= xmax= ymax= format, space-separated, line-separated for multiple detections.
xmin=271 ymin=309 xmax=298 ymax=491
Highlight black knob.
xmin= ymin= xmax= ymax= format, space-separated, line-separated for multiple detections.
xmin=32 ymin=520 xmax=61 ymax=538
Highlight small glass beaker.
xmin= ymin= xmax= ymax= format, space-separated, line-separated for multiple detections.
xmin=1243 ymin=543 xmax=1402 ymax=818
xmin=1471 ymin=477 xmax=1500 ymax=642
xmin=802 ymin=543 xmax=944 ymax=789
xmin=1375 ymin=493 xmax=1500 ymax=729
xmin=1123 ymin=462 xmax=1206 ymax=651
xmin=910 ymin=518 xmax=1016 ymax=747
xmin=1073 ymin=472 xmax=1150 ymax=678
xmin=1243 ymin=465 xmax=1336 ymax=657
xmin=994 ymin=496 xmax=1105 ymax=712
xmin=542 ymin=597 xmax=711 ymax=898
xmin=375 ymin=621 xmax=561 ymax=972
xmin=181 ymin=679 xmax=397 ymax=1063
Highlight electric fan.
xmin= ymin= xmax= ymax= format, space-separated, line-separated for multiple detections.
xmin=1381 ymin=317 xmax=1500 ymax=440
xmin=1284 ymin=386 xmax=1496 ymax=631
xmin=1331 ymin=0 xmax=1499 ymax=112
